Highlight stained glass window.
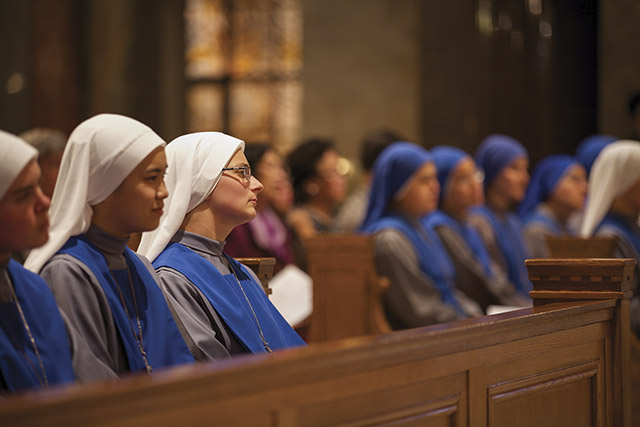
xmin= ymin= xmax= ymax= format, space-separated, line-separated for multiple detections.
xmin=185 ymin=0 xmax=302 ymax=152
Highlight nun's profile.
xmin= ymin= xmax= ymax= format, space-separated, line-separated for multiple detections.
xmin=138 ymin=132 xmax=305 ymax=359
xmin=25 ymin=114 xmax=194 ymax=375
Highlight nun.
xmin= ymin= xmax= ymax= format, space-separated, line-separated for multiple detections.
xmin=0 ymin=130 xmax=115 ymax=392
xmin=580 ymin=140 xmax=640 ymax=338
xmin=425 ymin=146 xmax=528 ymax=311
xmin=360 ymin=142 xmax=481 ymax=330
xmin=138 ymin=132 xmax=305 ymax=358
xmin=25 ymin=114 xmax=194 ymax=375
xmin=468 ymin=135 xmax=532 ymax=299
xmin=518 ymin=155 xmax=587 ymax=258
xmin=574 ymin=134 xmax=617 ymax=177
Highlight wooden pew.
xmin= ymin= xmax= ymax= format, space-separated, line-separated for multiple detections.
xmin=544 ymin=236 xmax=639 ymax=425
xmin=546 ymin=236 xmax=617 ymax=258
xmin=304 ymin=235 xmax=391 ymax=342
xmin=0 ymin=258 xmax=634 ymax=426
xmin=237 ymin=257 xmax=276 ymax=296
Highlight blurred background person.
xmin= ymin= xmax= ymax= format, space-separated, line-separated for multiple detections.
xmin=286 ymin=138 xmax=347 ymax=239
xmin=334 ymin=129 xmax=403 ymax=232
xmin=574 ymin=134 xmax=618 ymax=178
xmin=426 ymin=146 xmax=528 ymax=312
xmin=469 ymin=135 xmax=531 ymax=299
xmin=518 ymin=155 xmax=587 ymax=258
xmin=225 ymin=143 xmax=306 ymax=272
xmin=19 ymin=128 xmax=67 ymax=199
xmin=580 ymin=140 xmax=640 ymax=338
xmin=360 ymin=142 xmax=481 ymax=329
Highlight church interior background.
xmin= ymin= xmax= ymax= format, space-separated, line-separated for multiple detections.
xmin=1 ymin=0 xmax=639 ymax=174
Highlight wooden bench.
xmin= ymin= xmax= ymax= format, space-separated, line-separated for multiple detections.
xmin=237 ymin=257 xmax=276 ymax=296
xmin=0 ymin=258 xmax=634 ymax=426
xmin=543 ymin=236 xmax=639 ymax=425
xmin=304 ymin=235 xmax=390 ymax=342
xmin=546 ymin=236 xmax=617 ymax=258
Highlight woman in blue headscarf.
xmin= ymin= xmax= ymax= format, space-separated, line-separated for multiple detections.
xmin=468 ymin=135 xmax=532 ymax=299
xmin=574 ymin=134 xmax=617 ymax=177
xmin=360 ymin=142 xmax=481 ymax=329
xmin=425 ymin=146 xmax=527 ymax=311
xmin=518 ymin=155 xmax=587 ymax=258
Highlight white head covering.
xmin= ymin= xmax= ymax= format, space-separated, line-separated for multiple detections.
xmin=580 ymin=140 xmax=640 ymax=237
xmin=137 ymin=132 xmax=244 ymax=262
xmin=0 ymin=130 xmax=38 ymax=200
xmin=24 ymin=114 xmax=166 ymax=272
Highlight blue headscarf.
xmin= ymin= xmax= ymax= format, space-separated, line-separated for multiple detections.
xmin=429 ymin=146 xmax=493 ymax=277
xmin=574 ymin=134 xmax=617 ymax=176
xmin=517 ymin=154 xmax=578 ymax=219
xmin=474 ymin=134 xmax=528 ymax=189
xmin=360 ymin=142 xmax=433 ymax=230
xmin=361 ymin=142 xmax=463 ymax=314
xmin=431 ymin=146 xmax=470 ymax=202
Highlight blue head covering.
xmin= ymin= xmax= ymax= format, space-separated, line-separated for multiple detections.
xmin=431 ymin=146 xmax=470 ymax=202
xmin=360 ymin=142 xmax=433 ymax=231
xmin=361 ymin=143 xmax=464 ymax=315
xmin=474 ymin=134 xmax=528 ymax=189
xmin=517 ymin=154 xmax=579 ymax=218
xmin=574 ymin=134 xmax=617 ymax=176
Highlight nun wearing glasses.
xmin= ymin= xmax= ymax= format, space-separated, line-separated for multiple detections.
xmin=138 ymin=132 xmax=305 ymax=359
xmin=25 ymin=114 xmax=194 ymax=376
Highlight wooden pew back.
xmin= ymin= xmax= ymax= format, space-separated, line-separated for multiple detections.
xmin=305 ymin=235 xmax=390 ymax=342
xmin=0 ymin=258 xmax=634 ymax=426
xmin=546 ymin=236 xmax=617 ymax=258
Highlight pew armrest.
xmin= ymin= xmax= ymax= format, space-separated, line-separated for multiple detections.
xmin=236 ymin=257 xmax=276 ymax=297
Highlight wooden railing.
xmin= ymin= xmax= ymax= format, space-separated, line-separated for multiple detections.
xmin=0 ymin=258 xmax=634 ymax=426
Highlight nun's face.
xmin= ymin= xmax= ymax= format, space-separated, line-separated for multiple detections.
xmin=441 ymin=158 xmax=480 ymax=217
xmin=549 ymin=164 xmax=587 ymax=212
xmin=394 ymin=161 xmax=439 ymax=218
xmin=490 ymin=156 xmax=529 ymax=203
xmin=0 ymin=159 xmax=51 ymax=255
xmin=93 ymin=147 xmax=168 ymax=237
xmin=210 ymin=150 xmax=264 ymax=227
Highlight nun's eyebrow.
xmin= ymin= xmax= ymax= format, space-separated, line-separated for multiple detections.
xmin=145 ymin=165 xmax=167 ymax=174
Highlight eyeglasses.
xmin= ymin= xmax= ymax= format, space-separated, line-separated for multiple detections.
xmin=222 ymin=165 xmax=252 ymax=183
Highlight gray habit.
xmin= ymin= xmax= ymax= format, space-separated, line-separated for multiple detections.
xmin=468 ymin=211 xmax=531 ymax=308
xmin=521 ymin=204 xmax=569 ymax=259
xmin=372 ymin=228 xmax=482 ymax=330
xmin=433 ymin=223 xmax=529 ymax=311
xmin=40 ymin=225 xmax=177 ymax=374
xmin=154 ymin=230 xmax=266 ymax=358
xmin=0 ymin=261 xmax=117 ymax=386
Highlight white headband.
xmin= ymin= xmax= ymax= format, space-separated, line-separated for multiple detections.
xmin=580 ymin=140 xmax=640 ymax=237
xmin=0 ymin=130 xmax=38 ymax=200
xmin=138 ymin=132 xmax=244 ymax=262
xmin=25 ymin=114 xmax=165 ymax=272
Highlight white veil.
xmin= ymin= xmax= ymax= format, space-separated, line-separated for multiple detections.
xmin=24 ymin=114 xmax=165 ymax=272
xmin=579 ymin=140 xmax=640 ymax=237
xmin=0 ymin=130 xmax=37 ymax=200
xmin=137 ymin=132 xmax=244 ymax=262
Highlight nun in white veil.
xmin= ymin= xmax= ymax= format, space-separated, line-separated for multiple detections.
xmin=0 ymin=130 xmax=116 ymax=391
xmin=25 ymin=114 xmax=194 ymax=375
xmin=580 ymin=140 xmax=640 ymax=337
xmin=138 ymin=132 xmax=305 ymax=359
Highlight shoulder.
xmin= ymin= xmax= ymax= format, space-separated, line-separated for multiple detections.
xmin=373 ymin=228 xmax=412 ymax=254
xmin=41 ymin=253 xmax=95 ymax=279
